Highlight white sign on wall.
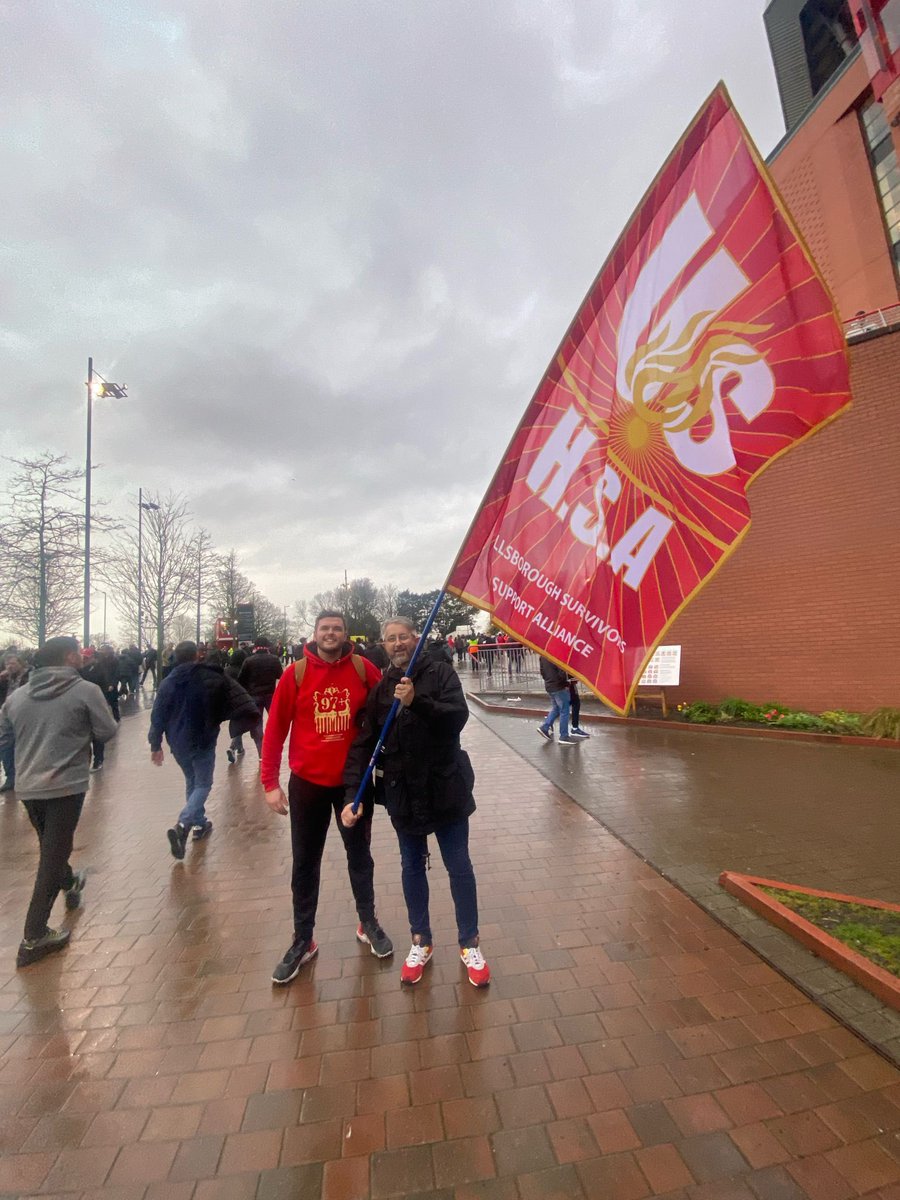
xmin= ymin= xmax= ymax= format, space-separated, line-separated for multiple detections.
xmin=639 ymin=644 xmax=682 ymax=687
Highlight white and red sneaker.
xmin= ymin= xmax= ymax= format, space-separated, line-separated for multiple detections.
xmin=400 ymin=941 xmax=433 ymax=985
xmin=460 ymin=945 xmax=491 ymax=987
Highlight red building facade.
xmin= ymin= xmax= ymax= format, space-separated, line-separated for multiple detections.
xmin=668 ymin=3 xmax=900 ymax=711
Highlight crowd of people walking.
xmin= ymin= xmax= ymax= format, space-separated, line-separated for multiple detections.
xmin=0 ymin=615 xmax=498 ymax=993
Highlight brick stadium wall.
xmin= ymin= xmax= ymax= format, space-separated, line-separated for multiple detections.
xmin=667 ymin=331 xmax=900 ymax=713
xmin=766 ymin=54 xmax=899 ymax=318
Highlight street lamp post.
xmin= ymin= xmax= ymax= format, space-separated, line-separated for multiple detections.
xmin=137 ymin=491 xmax=159 ymax=650
xmin=83 ymin=357 xmax=127 ymax=649
xmin=94 ymin=590 xmax=108 ymax=643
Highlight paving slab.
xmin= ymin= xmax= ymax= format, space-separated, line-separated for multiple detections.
xmin=0 ymin=696 xmax=898 ymax=1197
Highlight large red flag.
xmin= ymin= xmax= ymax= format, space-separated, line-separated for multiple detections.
xmin=446 ymin=85 xmax=851 ymax=713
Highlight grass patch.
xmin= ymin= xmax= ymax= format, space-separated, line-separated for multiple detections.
xmin=760 ymin=887 xmax=900 ymax=977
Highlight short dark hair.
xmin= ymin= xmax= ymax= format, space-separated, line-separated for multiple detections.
xmin=34 ymin=636 xmax=80 ymax=668
xmin=315 ymin=610 xmax=346 ymax=630
xmin=174 ymin=641 xmax=198 ymax=663
xmin=254 ymin=637 xmax=271 ymax=649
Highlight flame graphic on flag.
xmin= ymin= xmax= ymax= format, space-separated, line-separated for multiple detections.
xmin=625 ymin=310 xmax=771 ymax=437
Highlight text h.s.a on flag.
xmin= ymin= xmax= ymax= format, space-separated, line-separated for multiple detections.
xmin=446 ymin=85 xmax=851 ymax=714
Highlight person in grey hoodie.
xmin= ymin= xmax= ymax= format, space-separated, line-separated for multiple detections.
xmin=0 ymin=636 xmax=118 ymax=967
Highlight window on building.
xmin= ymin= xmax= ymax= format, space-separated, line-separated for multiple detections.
xmin=860 ymin=99 xmax=900 ymax=270
xmin=800 ymin=0 xmax=858 ymax=95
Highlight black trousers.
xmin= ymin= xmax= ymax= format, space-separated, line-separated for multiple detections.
xmin=250 ymin=692 xmax=275 ymax=755
xmin=288 ymin=774 xmax=375 ymax=942
xmin=22 ymin=794 xmax=84 ymax=940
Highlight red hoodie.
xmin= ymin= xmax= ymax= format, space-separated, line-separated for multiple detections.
xmin=260 ymin=642 xmax=382 ymax=790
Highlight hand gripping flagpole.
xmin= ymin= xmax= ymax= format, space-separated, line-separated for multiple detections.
xmin=349 ymin=591 xmax=446 ymax=815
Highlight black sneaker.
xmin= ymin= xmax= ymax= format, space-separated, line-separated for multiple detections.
xmin=558 ymin=737 xmax=577 ymax=746
xmin=192 ymin=819 xmax=213 ymax=842
xmin=536 ymin=726 xmax=553 ymax=742
xmin=570 ymin=728 xmax=590 ymax=739
xmin=65 ymin=870 xmax=87 ymax=910
xmin=272 ymin=938 xmax=318 ymax=985
xmin=167 ymin=823 xmax=188 ymax=860
xmin=357 ymin=920 xmax=394 ymax=959
xmin=17 ymin=928 xmax=71 ymax=968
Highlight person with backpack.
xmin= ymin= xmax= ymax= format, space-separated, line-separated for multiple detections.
xmin=261 ymin=610 xmax=393 ymax=984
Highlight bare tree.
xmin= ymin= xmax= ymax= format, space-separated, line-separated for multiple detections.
xmin=207 ymin=550 xmax=255 ymax=644
xmin=293 ymin=587 xmax=343 ymax=639
xmin=102 ymin=491 xmax=201 ymax=656
xmin=0 ymin=454 xmax=86 ymax=646
xmin=170 ymin=613 xmax=195 ymax=642
xmin=252 ymin=593 xmax=286 ymax=642
xmin=374 ymin=582 xmax=400 ymax=624
xmin=190 ymin=528 xmax=217 ymax=643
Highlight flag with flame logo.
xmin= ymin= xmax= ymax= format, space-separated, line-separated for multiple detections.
xmin=446 ymin=85 xmax=851 ymax=713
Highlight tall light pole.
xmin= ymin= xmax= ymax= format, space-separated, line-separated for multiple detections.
xmin=93 ymin=590 xmax=108 ymax=642
xmin=137 ymin=492 xmax=159 ymax=649
xmin=195 ymin=530 xmax=211 ymax=644
xmin=196 ymin=539 xmax=202 ymax=644
xmin=84 ymin=358 xmax=127 ymax=648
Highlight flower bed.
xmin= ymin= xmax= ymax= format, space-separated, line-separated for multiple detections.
xmin=676 ymin=698 xmax=900 ymax=740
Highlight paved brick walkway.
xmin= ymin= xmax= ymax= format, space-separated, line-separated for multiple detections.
xmin=1 ymin=700 xmax=899 ymax=1198
xmin=471 ymin=698 xmax=900 ymax=1066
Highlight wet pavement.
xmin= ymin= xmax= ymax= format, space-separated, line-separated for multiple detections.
xmin=0 ymin=694 xmax=899 ymax=1198
xmin=472 ymin=697 xmax=900 ymax=1066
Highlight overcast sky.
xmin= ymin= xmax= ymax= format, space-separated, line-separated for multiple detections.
xmin=2 ymin=1 xmax=786 ymax=627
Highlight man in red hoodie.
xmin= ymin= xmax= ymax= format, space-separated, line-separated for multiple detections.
xmin=261 ymin=610 xmax=393 ymax=984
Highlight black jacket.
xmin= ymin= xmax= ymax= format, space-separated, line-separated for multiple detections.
xmin=540 ymin=657 xmax=568 ymax=695
xmin=363 ymin=643 xmax=389 ymax=671
xmin=149 ymin=662 xmax=258 ymax=754
xmin=344 ymin=657 xmax=475 ymax=835
xmin=238 ymin=650 xmax=283 ymax=699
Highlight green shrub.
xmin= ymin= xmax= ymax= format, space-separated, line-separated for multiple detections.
xmin=819 ymin=710 xmax=863 ymax=734
xmin=718 ymin=697 xmax=768 ymax=722
xmin=861 ymin=707 xmax=900 ymax=741
xmin=772 ymin=712 xmax=829 ymax=731
xmin=681 ymin=701 xmax=718 ymax=724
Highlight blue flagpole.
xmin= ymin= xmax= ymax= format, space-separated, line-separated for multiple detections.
xmin=349 ymin=590 xmax=446 ymax=814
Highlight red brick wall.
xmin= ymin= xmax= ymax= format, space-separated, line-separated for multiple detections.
xmin=667 ymin=332 xmax=900 ymax=713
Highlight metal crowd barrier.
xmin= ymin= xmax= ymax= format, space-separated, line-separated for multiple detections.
xmin=453 ymin=644 xmax=544 ymax=694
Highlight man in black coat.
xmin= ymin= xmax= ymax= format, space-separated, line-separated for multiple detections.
xmin=342 ymin=616 xmax=490 ymax=989
xmin=238 ymin=638 xmax=283 ymax=755
xmin=150 ymin=641 xmax=259 ymax=859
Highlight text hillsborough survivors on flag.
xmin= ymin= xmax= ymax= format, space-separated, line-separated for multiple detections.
xmin=447 ymin=84 xmax=852 ymax=713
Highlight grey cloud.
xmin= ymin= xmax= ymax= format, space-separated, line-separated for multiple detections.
xmin=1 ymin=1 xmax=784 ymax=617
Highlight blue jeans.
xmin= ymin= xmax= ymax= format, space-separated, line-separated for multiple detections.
xmin=541 ymin=688 xmax=571 ymax=739
xmin=396 ymin=818 xmax=479 ymax=947
xmin=172 ymin=744 xmax=216 ymax=828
